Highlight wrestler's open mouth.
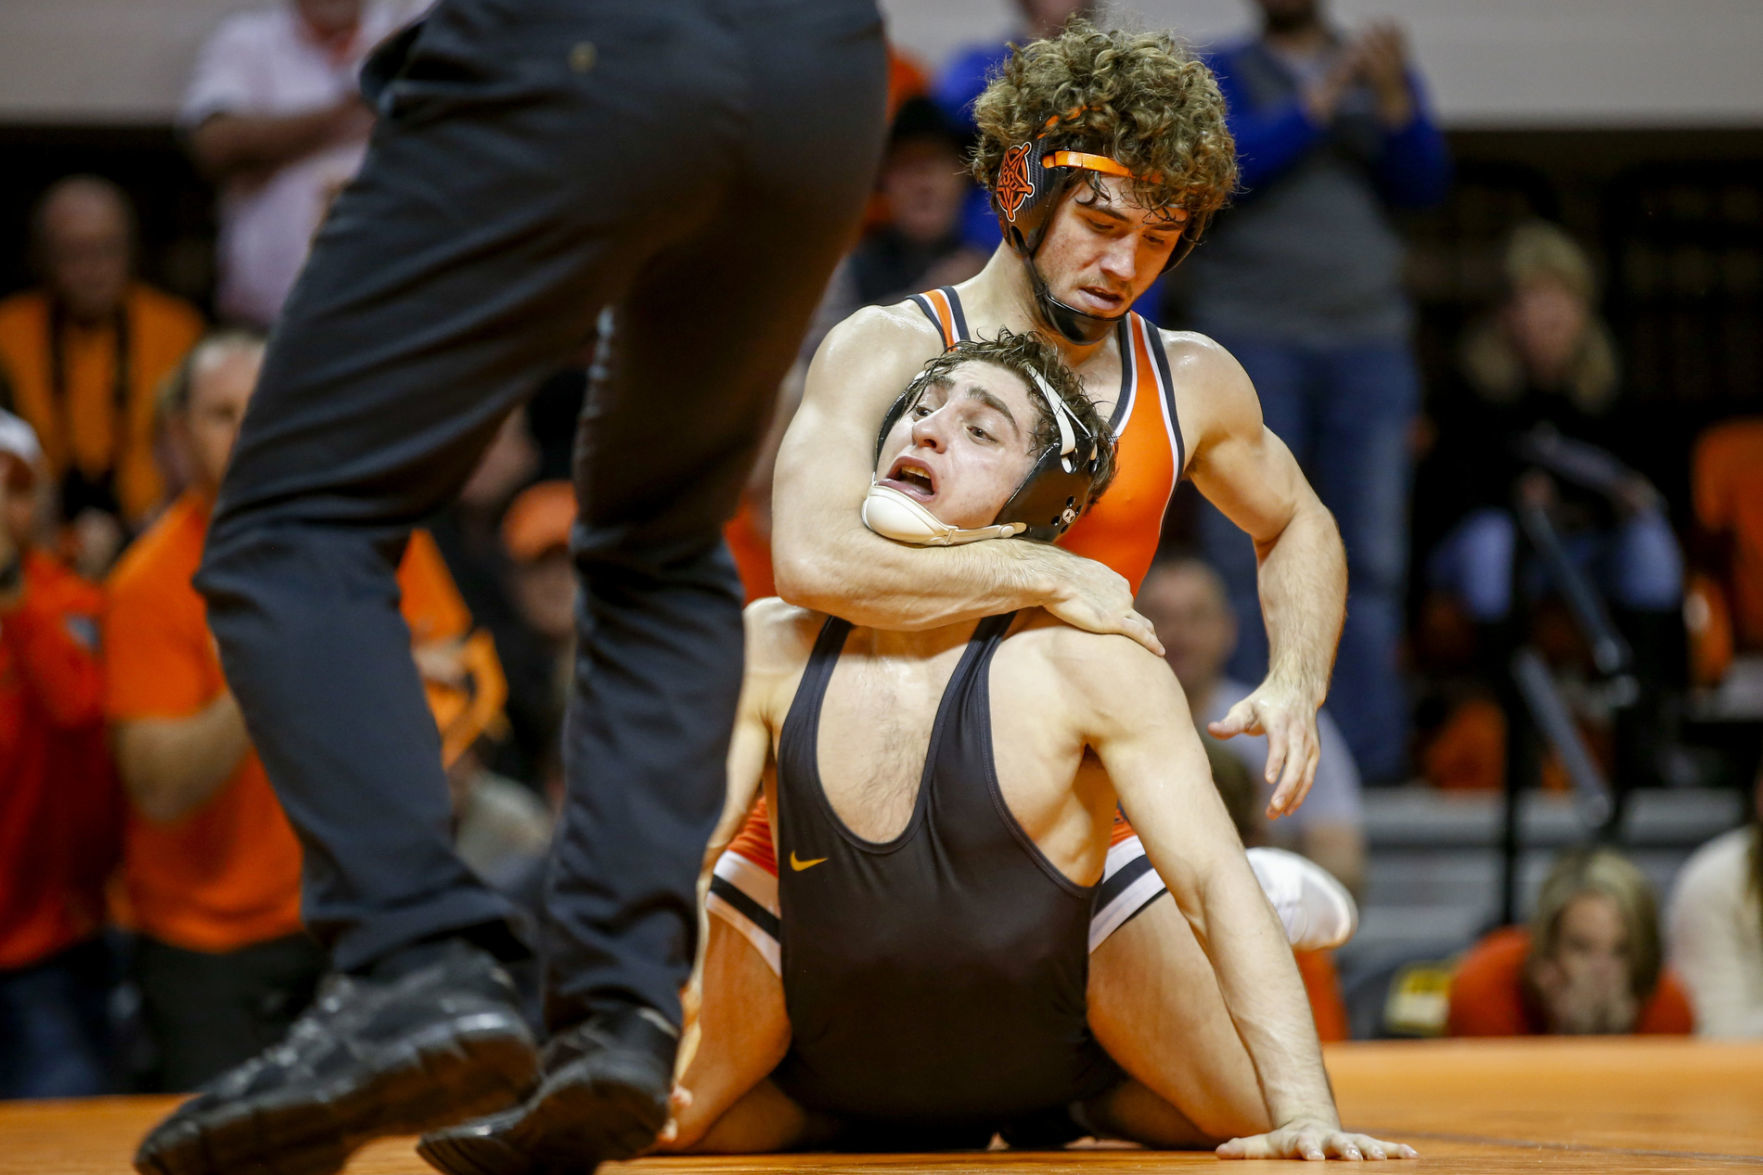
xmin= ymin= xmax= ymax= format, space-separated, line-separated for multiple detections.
xmin=883 ymin=457 xmax=937 ymax=501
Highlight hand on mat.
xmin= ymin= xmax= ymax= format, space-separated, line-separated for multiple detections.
xmin=1208 ymin=680 xmax=1320 ymax=818
xmin=1045 ymin=550 xmax=1164 ymax=657
xmin=1218 ymin=1121 xmax=1418 ymax=1161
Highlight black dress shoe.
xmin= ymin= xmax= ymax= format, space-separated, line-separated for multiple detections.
xmin=134 ymin=940 xmax=538 ymax=1175
xmin=417 ymin=1005 xmax=677 ymax=1175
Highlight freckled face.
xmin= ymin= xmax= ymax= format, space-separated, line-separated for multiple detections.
xmin=1034 ymin=174 xmax=1186 ymax=320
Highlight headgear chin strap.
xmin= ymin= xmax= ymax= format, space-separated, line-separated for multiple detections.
xmin=1022 ymin=255 xmax=1116 ymax=346
xmin=862 ymin=484 xmax=1026 ymax=547
xmin=992 ymin=135 xmax=1190 ymax=345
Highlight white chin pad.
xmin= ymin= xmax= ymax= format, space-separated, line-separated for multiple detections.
xmin=862 ymin=484 xmax=1024 ymax=547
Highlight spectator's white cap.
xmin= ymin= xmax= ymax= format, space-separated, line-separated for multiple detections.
xmin=0 ymin=410 xmax=42 ymax=470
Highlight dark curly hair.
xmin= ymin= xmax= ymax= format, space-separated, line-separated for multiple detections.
xmin=969 ymin=19 xmax=1237 ymax=240
xmin=901 ymin=328 xmax=1118 ymax=503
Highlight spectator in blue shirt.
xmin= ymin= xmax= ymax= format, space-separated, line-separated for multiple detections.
xmin=1182 ymin=0 xmax=1450 ymax=784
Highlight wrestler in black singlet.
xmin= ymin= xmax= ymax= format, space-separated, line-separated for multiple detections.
xmin=769 ymin=612 xmax=1122 ymax=1147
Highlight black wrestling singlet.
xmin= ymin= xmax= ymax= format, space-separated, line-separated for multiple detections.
xmin=770 ymin=613 xmax=1119 ymax=1132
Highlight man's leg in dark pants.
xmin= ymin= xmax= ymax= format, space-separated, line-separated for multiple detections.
xmin=145 ymin=21 xmax=636 ymax=1164
xmin=140 ymin=2 xmax=885 ymax=1173
xmin=544 ymin=207 xmax=877 ymax=1030
xmin=193 ymin=33 xmax=647 ymax=972
xmin=195 ymin=6 xmax=795 ymax=972
xmin=421 ymin=8 xmax=888 ymax=1175
xmin=543 ymin=17 xmax=888 ymax=1020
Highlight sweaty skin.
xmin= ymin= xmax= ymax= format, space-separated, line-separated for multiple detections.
xmin=665 ymin=598 xmax=1409 ymax=1161
xmin=666 ymin=355 xmax=1407 ymax=1161
xmin=772 ymin=173 xmax=1345 ymax=815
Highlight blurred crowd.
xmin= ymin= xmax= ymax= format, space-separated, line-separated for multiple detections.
xmin=3 ymin=0 xmax=1761 ymax=1100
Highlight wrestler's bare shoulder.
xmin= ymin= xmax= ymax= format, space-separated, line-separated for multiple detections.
xmin=1004 ymin=609 xmax=1181 ymax=713
xmin=816 ymin=300 xmax=946 ymax=372
xmin=742 ymin=597 xmax=824 ymax=678
xmin=1156 ymin=329 xmax=1253 ymax=389
xmin=1153 ymin=327 xmax=1260 ymax=432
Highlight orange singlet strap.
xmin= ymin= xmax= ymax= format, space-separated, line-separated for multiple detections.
xmin=909 ymin=287 xmax=969 ymax=349
xmin=1138 ymin=315 xmax=1188 ymax=476
xmin=1125 ymin=314 xmax=1187 ymax=479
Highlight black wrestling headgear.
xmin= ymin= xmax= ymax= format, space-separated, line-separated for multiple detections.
xmin=991 ymin=130 xmax=1194 ymax=345
xmin=869 ymin=361 xmax=1108 ymax=545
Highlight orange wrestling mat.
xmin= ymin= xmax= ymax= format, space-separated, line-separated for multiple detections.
xmin=5 ymin=1040 xmax=1760 ymax=1173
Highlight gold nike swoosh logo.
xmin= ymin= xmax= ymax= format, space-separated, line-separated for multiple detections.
xmin=789 ymin=851 xmax=829 ymax=872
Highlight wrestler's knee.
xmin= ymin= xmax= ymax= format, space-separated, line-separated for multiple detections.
xmin=663 ymin=1079 xmax=812 ymax=1154
xmin=1080 ymin=1078 xmax=1243 ymax=1150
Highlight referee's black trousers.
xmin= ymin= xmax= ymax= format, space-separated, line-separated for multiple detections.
xmin=195 ymin=0 xmax=886 ymax=1032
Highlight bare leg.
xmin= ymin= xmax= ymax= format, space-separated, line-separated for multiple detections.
xmin=1080 ymin=1078 xmax=1213 ymax=1148
xmin=658 ymin=917 xmax=792 ymax=1151
xmin=1086 ymin=894 xmax=1271 ymax=1145
xmin=678 ymin=1079 xmax=814 ymax=1153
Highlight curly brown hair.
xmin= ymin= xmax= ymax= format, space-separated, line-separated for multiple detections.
xmin=903 ymin=327 xmax=1118 ymax=502
xmin=969 ymin=19 xmax=1237 ymax=239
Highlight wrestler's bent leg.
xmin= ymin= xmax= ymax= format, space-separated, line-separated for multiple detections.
xmin=661 ymin=917 xmax=794 ymax=1151
xmin=676 ymin=1080 xmax=815 ymax=1154
xmin=1087 ymin=893 xmax=1271 ymax=1145
xmin=1080 ymin=1078 xmax=1214 ymax=1149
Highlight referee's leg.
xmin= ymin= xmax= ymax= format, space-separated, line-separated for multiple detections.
xmin=140 ymin=4 xmax=758 ymax=1173
xmin=415 ymin=6 xmax=886 ymax=1174
xmin=196 ymin=2 xmax=697 ymax=978
xmin=543 ymin=1 xmax=888 ymax=1034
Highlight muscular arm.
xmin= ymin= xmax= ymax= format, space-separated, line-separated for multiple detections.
xmin=771 ymin=308 xmax=1157 ymax=651
xmin=113 ymin=691 xmax=253 ymax=824
xmin=705 ymin=606 xmax=782 ymax=869
xmin=1178 ymin=336 xmax=1347 ymax=812
xmin=1075 ymin=639 xmax=1340 ymax=1134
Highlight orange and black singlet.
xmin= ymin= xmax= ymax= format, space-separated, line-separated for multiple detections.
xmin=908 ymin=285 xmax=1187 ymax=594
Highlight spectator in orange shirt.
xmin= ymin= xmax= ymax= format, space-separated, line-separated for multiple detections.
xmin=0 ymin=177 xmax=205 ymax=574
xmin=104 ymin=331 xmax=482 ymax=1089
xmin=1448 ymin=846 xmax=1694 ymax=1037
xmin=0 ymin=410 xmax=123 ymax=1099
